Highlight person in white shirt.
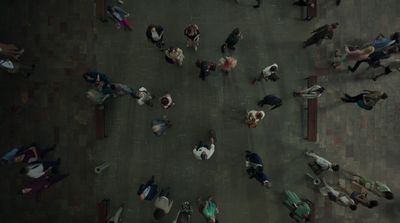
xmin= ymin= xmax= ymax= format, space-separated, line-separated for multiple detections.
xmin=293 ymin=85 xmax=325 ymax=99
xmin=305 ymin=151 xmax=339 ymax=175
xmin=320 ymin=179 xmax=357 ymax=210
xmin=245 ymin=110 xmax=265 ymax=128
xmin=193 ymin=130 xmax=216 ymax=160
xmin=160 ymin=92 xmax=175 ymax=109
xmin=252 ymin=63 xmax=279 ymax=84
xmin=134 ymin=87 xmax=153 ymax=107
xmin=20 ymin=159 xmax=61 ymax=179
xmin=153 ymin=187 xmax=174 ymax=220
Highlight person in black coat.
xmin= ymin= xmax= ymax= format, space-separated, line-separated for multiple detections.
xmin=137 ymin=176 xmax=159 ymax=201
xmin=257 ymin=95 xmax=282 ymax=110
xmin=303 ymin=23 xmax=339 ymax=48
xmin=221 ymin=28 xmax=243 ymax=53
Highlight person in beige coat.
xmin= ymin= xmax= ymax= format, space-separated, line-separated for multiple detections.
xmin=153 ymin=188 xmax=174 ymax=220
xmin=165 ymin=47 xmax=184 ymax=66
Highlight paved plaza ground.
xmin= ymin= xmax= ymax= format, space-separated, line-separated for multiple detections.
xmin=0 ymin=0 xmax=399 ymax=222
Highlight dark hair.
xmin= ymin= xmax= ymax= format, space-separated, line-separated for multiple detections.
xmin=270 ymin=66 xmax=278 ymax=72
xmin=383 ymin=191 xmax=394 ymax=200
xmin=161 ymin=97 xmax=170 ymax=106
xmin=153 ymin=208 xmax=165 ymax=220
xmin=349 ymin=204 xmax=358 ymax=210
xmin=381 ymin=93 xmax=388 ymax=99
xmin=331 ymin=164 xmax=340 ymax=171
xmin=318 ymin=87 xmax=326 ymax=93
xmin=20 ymin=167 xmax=27 ymax=175
xmin=110 ymin=84 xmax=116 ymax=90
xmin=107 ymin=6 xmax=113 ymax=11
xmin=232 ymin=28 xmax=240 ymax=35
xmin=201 ymin=153 xmax=207 ymax=160
xmin=332 ymin=23 xmax=339 ymax=28
xmin=368 ymin=200 xmax=378 ymax=208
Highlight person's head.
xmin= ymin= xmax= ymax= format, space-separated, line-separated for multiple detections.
xmin=153 ymin=208 xmax=166 ymax=220
xmin=201 ymin=152 xmax=208 ymax=160
xmin=327 ymin=192 xmax=337 ymax=202
xmin=161 ymin=97 xmax=170 ymax=106
xmin=349 ymin=204 xmax=358 ymax=211
xmin=110 ymin=84 xmax=116 ymax=90
xmin=232 ymin=28 xmax=240 ymax=35
xmin=256 ymin=112 xmax=264 ymax=119
xmin=331 ymin=164 xmax=340 ymax=171
xmin=107 ymin=6 xmax=114 ymax=12
xmin=381 ymin=93 xmax=388 ymax=100
xmin=270 ymin=66 xmax=278 ymax=72
xmin=382 ymin=191 xmax=394 ymax=200
xmin=19 ymin=167 xmax=28 ymax=175
xmin=368 ymin=200 xmax=379 ymax=208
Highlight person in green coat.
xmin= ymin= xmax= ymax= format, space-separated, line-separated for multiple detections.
xmin=198 ymin=196 xmax=220 ymax=223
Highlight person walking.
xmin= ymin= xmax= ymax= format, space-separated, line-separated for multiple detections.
xmin=146 ymin=24 xmax=165 ymax=50
xmin=293 ymin=85 xmax=325 ymax=99
xmin=305 ymin=151 xmax=339 ymax=175
xmin=82 ymin=70 xmax=111 ymax=87
xmin=153 ymin=187 xmax=174 ymax=220
xmin=252 ymin=63 xmax=279 ymax=84
xmin=134 ymin=87 xmax=154 ymax=107
xmin=341 ymin=90 xmax=387 ymax=110
xmin=20 ymin=159 xmax=61 ymax=179
xmin=106 ymin=5 xmax=132 ymax=31
xmin=257 ymin=95 xmax=282 ymax=110
xmin=245 ymin=110 xmax=265 ymax=128
xmin=137 ymin=176 xmax=158 ymax=201
xmin=193 ymin=130 xmax=216 ymax=160
xmin=221 ymin=28 xmax=243 ymax=53
xmin=320 ymin=179 xmax=357 ymax=211
xmin=196 ymin=59 xmax=217 ymax=80
xmin=0 ymin=43 xmax=24 ymax=59
xmin=198 ymin=196 xmax=220 ymax=223
xmin=217 ymin=56 xmax=237 ymax=74
xmin=303 ymin=23 xmax=339 ymax=48
xmin=347 ymin=46 xmax=398 ymax=72
xmin=348 ymin=190 xmax=379 ymax=209
xmin=160 ymin=92 xmax=175 ymax=109
xmin=151 ymin=116 xmax=172 ymax=136
xmin=351 ymin=175 xmax=394 ymax=200
xmin=165 ymin=47 xmax=185 ymax=66
xmin=21 ymin=174 xmax=69 ymax=199
xmin=146 ymin=24 xmax=164 ymax=51
xmin=245 ymin=151 xmax=271 ymax=188
xmin=184 ymin=24 xmax=200 ymax=51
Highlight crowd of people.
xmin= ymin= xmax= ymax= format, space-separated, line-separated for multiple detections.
xmin=0 ymin=0 xmax=397 ymax=222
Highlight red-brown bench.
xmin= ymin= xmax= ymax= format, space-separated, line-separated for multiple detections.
xmin=95 ymin=105 xmax=106 ymax=139
xmin=305 ymin=76 xmax=318 ymax=142
xmin=95 ymin=0 xmax=107 ymax=22
xmin=304 ymin=0 xmax=317 ymax=21
xmin=97 ymin=199 xmax=110 ymax=223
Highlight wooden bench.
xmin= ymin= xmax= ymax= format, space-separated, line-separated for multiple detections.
xmin=95 ymin=0 xmax=107 ymax=22
xmin=97 ymin=199 xmax=110 ymax=223
xmin=95 ymin=105 xmax=106 ymax=139
xmin=306 ymin=76 xmax=318 ymax=142
xmin=304 ymin=0 xmax=317 ymax=21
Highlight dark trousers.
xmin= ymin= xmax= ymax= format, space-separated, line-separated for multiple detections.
xmin=342 ymin=93 xmax=364 ymax=103
xmin=348 ymin=59 xmax=369 ymax=72
xmin=303 ymin=34 xmax=324 ymax=48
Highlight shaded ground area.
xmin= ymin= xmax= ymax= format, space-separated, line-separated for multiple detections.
xmin=0 ymin=0 xmax=399 ymax=222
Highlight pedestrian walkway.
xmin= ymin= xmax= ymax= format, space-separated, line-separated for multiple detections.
xmin=0 ymin=0 xmax=399 ymax=222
